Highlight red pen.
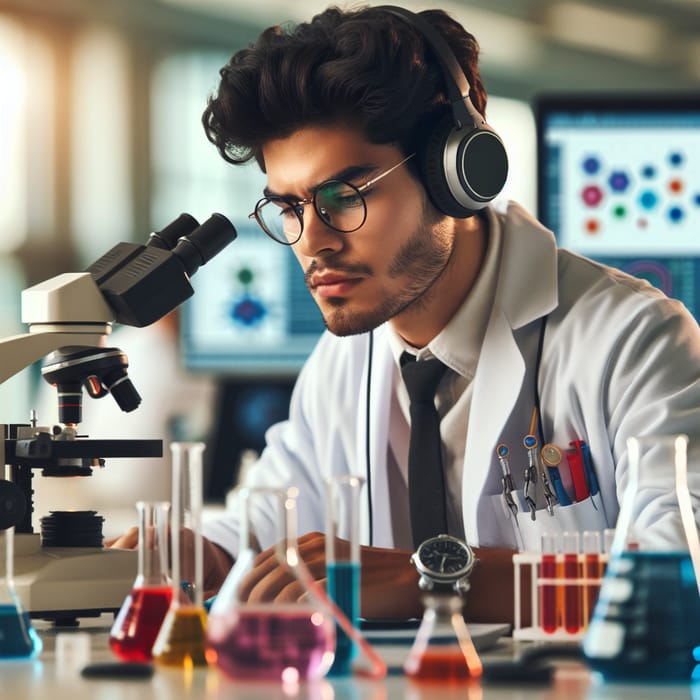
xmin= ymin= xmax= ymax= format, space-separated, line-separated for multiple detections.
xmin=566 ymin=443 xmax=589 ymax=501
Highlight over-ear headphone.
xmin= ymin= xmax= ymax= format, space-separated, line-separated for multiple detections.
xmin=376 ymin=6 xmax=509 ymax=218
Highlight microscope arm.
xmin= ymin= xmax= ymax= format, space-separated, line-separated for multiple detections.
xmin=0 ymin=271 xmax=114 ymax=385
xmin=0 ymin=327 xmax=109 ymax=385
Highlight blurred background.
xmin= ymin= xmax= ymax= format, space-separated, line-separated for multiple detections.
xmin=0 ymin=0 xmax=698 ymax=534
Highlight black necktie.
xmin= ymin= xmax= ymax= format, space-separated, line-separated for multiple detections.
xmin=400 ymin=352 xmax=449 ymax=548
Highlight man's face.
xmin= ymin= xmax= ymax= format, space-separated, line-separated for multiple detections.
xmin=260 ymin=125 xmax=455 ymax=337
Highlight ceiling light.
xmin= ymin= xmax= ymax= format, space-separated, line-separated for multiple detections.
xmin=546 ymin=2 xmax=670 ymax=63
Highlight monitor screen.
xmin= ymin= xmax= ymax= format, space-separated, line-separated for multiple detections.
xmin=180 ymin=224 xmax=326 ymax=375
xmin=536 ymin=94 xmax=700 ymax=317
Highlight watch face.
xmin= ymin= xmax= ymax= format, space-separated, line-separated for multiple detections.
xmin=417 ymin=535 xmax=474 ymax=581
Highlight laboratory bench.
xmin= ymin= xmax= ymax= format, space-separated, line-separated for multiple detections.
xmin=2 ymin=615 xmax=699 ymax=700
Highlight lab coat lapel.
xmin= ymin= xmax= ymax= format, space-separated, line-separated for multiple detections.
xmin=357 ymin=328 xmax=395 ymax=548
xmin=462 ymin=204 xmax=559 ymax=543
xmin=463 ymin=308 xmax=524 ymax=542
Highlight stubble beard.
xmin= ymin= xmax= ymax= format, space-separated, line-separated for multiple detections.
xmin=316 ymin=215 xmax=454 ymax=337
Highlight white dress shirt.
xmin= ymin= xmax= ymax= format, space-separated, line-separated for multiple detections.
xmin=385 ymin=210 xmax=503 ymax=547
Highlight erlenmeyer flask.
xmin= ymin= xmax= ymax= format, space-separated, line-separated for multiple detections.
xmin=109 ymin=501 xmax=172 ymax=661
xmin=207 ymin=486 xmax=336 ymax=682
xmin=403 ymin=592 xmax=482 ymax=683
xmin=0 ymin=524 xmax=42 ymax=659
xmin=152 ymin=442 xmax=209 ymax=667
xmin=583 ymin=434 xmax=700 ymax=681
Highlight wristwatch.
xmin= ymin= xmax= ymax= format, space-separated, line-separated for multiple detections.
xmin=410 ymin=534 xmax=477 ymax=595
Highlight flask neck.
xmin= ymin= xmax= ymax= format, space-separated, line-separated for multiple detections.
xmin=136 ymin=501 xmax=170 ymax=587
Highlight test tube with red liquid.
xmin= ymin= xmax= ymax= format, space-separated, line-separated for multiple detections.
xmin=562 ymin=531 xmax=582 ymax=634
xmin=582 ymin=530 xmax=602 ymax=626
xmin=539 ymin=532 xmax=558 ymax=633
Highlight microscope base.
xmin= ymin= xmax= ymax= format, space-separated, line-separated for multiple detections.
xmin=1 ymin=534 xmax=136 ymax=624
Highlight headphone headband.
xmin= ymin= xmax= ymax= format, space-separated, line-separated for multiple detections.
xmin=373 ymin=5 xmax=508 ymax=217
xmin=375 ymin=5 xmax=473 ymax=129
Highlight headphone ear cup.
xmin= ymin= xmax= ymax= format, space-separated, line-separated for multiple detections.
xmin=419 ymin=112 xmax=509 ymax=218
xmin=419 ymin=112 xmax=475 ymax=218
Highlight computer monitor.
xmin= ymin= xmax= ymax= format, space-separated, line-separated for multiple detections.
xmin=180 ymin=223 xmax=326 ymax=375
xmin=536 ymin=94 xmax=700 ymax=317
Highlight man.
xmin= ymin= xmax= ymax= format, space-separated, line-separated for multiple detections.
xmin=113 ymin=5 xmax=700 ymax=623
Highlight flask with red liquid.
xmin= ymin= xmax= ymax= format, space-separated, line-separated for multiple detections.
xmin=109 ymin=501 xmax=171 ymax=661
xmin=403 ymin=592 xmax=482 ymax=684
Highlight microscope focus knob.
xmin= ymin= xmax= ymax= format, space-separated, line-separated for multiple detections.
xmin=0 ymin=479 xmax=27 ymax=531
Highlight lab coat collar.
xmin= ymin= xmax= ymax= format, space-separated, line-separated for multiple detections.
xmin=495 ymin=202 xmax=559 ymax=328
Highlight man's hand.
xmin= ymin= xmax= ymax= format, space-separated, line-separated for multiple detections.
xmin=236 ymin=531 xmax=423 ymax=619
xmin=236 ymin=534 xmax=523 ymax=623
xmin=108 ymin=528 xmax=522 ymax=623
xmin=106 ymin=529 xmax=234 ymax=600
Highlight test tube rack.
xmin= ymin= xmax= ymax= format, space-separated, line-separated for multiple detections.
xmin=512 ymin=550 xmax=608 ymax=642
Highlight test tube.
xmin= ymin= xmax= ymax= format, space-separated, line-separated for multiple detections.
xmin=539 ymin=532 xmax=558 ymax=634
xmin=603 ymin=527 xmax=615 ymax=555
xmin=152 ymin=442 xmax=208 ymax=667
xmin=582 ymin=530 xmax=602 ymax=626
xmin=562 ymin=531 xmax=582 ymax=634
xmin=325 ymin=474 xmax=364 ymax=676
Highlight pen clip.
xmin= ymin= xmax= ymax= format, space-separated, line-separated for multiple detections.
xmin=496 ymin=444 xmax=519 ymax=519
xmin=523 ymin=465 xmax=537 ymax=520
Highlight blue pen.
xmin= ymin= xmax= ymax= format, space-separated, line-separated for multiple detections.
xmin=541 ymin=443 xmax=572 ymax=506
xmin=578 ymin=441 xmax=599 ymax=495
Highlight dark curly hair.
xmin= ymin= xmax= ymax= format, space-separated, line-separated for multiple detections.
xmin=201 ymin=5 xmax=486 ymax=170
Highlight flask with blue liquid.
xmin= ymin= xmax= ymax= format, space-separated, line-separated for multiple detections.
xmin=0 ymin=524 xmax=42 ymax=659
xmin=583 ymin=434 xmax=700 ymax=681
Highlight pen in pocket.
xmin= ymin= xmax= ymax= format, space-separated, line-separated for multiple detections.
xmin=568 ymin=440 xmax=599 ymax=498
xmin=541 ymin=444 xmax=572 ymax=506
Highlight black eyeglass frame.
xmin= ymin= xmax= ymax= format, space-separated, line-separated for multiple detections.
xmin=248 ymin=152 xmax=416 ymax=245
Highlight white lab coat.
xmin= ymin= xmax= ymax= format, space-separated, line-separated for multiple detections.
xmin=203 ymin=202 xmax=700 ymax=556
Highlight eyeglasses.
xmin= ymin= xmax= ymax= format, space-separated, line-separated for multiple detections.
xmin=248 ymin=153 xmax=415 ymax=245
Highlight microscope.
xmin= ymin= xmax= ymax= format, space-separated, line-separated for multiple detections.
xmin=0 ymin=213 xmax=236 ymax=625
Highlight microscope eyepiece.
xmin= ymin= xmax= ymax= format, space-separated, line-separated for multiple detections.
xmin=90 ymin=212 xmax=237 ymax=327
xmin=172 ymin=213 xmax=237 ymax=277
xmin=147 ymin=212 xmax=200 ymax=251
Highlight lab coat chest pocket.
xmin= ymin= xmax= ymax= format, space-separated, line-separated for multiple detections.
xmin=491 ymin=492 xmax=610 ymax=552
